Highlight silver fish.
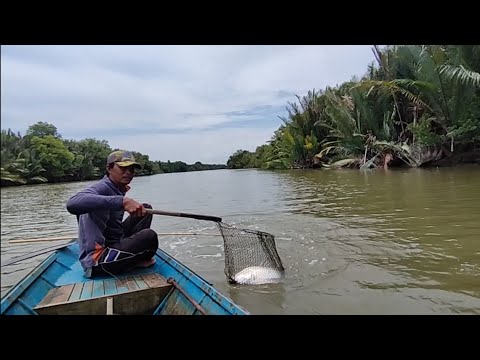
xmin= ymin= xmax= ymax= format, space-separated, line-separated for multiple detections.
xmin=233 ymin=266 xmax=284 ymax=285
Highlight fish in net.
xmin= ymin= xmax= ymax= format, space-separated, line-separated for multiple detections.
xmin=216 ymin=222 xmax=285 ymax=285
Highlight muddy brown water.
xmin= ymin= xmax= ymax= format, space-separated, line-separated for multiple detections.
xmin=1 ymin=166 xmax=479 ymax=314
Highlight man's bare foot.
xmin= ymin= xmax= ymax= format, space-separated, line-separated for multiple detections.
xmin=137 ymin=258 xmax=156 ymax=268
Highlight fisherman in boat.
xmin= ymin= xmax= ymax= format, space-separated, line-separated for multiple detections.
xmin=66 ymin=150 xmax=159 ymax=278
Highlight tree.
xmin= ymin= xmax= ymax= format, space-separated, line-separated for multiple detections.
xmin=26 ymin=122 xmax=61 ymax=138
xmin=30 ymin=135 xmax=75 ymax=180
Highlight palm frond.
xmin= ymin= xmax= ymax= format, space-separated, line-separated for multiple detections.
xmin=324 ymin=158 xmax=360 ymax=168
xmin=355 ymin=80 xmax=433 ymax=112
xmin=438 ymin=64 xmax=480 ymax=88
xmin=392 ymin=79 xmax=436 ymax=92
xmin=28 ymin=176 xmax=49 ymax=184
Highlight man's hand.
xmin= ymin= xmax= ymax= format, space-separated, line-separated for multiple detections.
xmin=123 ymin=197 xmax=146 ymax=217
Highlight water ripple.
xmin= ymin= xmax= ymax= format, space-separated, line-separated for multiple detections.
xmin=2 ymin=168 xmax=480 ymax=314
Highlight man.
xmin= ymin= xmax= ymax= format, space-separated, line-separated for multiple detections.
xmin=66 ymin=150 xmax=159 ymax=278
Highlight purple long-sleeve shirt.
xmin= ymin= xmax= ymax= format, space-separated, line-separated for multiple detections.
xmin=66 ymin=175 xmax=126 ymax=276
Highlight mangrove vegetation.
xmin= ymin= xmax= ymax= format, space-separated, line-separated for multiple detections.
xmin=1 ymin=122 xmax=226 ymax=187
xmin=227 ymin=45 xmax=480 ymax=170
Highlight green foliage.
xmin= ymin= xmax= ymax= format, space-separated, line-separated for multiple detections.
xmin=159 ymin=160 xmax=225 ymax=173
xmin=30 ymin=135 xmax=75 ymax=180
xmin=228 ymin=45 xmax=480 ymax=169
xmin=406 ymin=116 xmax=442 ymax=146
xmin=446 ymin=98 xmax=480 ymax=144
xmin=227 ymin=150 xmax=254 ymax=169
xmin=26 ymin=121 xmax=61 ymax=138
xmin=64 ymin=138 xmax=112 ymax=180
xmin=1 ymin=122 xmax=225 ymax=187
xmin=438 ymin=64 xmax=480 ymax=88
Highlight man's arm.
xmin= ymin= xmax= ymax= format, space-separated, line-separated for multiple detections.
xmin=66 ymin=187 xmax=124 ymax=215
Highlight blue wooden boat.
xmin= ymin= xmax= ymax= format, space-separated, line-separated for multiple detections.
xmin=1 ymin=241 xmax=249 ymax=315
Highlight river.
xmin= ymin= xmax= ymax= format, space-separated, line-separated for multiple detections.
xmin=1 ymin=166 xmax=479 ymax=314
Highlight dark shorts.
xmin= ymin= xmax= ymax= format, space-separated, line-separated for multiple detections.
xmin=91 ymin=204 xmax=159 ymax=277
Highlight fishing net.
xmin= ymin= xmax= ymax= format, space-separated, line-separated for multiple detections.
xmin=216 ymin=222 xmax=285 ymax=285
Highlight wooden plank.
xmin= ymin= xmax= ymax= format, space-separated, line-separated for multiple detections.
xmin=34 ymin=272 xmax=173 ymax=315
xmin=50 ymin=284 xmax=74 ymax=303
xmin=106 ymin=297 xmax=114 ymax=315
xmin=36 ymin=284 xmax=75 ymax=308
xmin=80 ymin=281 xmax=93 ymax=300
xmin=125 ymin=276 xmax=139 ymax=292
xmin=35 ymin=286 xmax=172 ymax=315
xmin=115 ymin=278 xmax=129 ymax=294
xmin=69 ymin=283 xmax=84 ymax=302
xmin=141 ymin=273 xmax=168 ymax=288
xmin=37 ymin=288 xmax=62 ymax=308
xmin=92 ymin=280 xmax=105 ymax=298
xmin=133 ymin=275 xmax=149 ymax=290
xmin=103 ymin=279 xmax=117 ymax=296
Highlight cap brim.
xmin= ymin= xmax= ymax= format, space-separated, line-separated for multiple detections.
xmin=116 ymin=161 xmax=142 ymax=169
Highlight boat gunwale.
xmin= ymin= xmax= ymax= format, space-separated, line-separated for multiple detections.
xmin=1 ymin=252 xmax=58 ymax=314
xmin=154 ymin=247 xmax=250 ymax=315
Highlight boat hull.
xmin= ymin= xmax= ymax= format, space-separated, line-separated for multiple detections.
xmin=1 ymin=242 xmax=249 ymax=315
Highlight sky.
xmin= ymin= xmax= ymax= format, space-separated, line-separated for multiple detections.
xmin=1 ymin=45 xmax=377 ymax=164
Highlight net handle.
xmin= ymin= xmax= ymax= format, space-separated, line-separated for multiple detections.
xmin=145 ymin=209 xmax=222 ymax=223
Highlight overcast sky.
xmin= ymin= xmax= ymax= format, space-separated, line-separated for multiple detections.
xmin=1 ymin=45 xmax=376 ymax=164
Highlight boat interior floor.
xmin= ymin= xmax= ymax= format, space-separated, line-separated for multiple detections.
xmin=34 ymin=272 xmax=172 ymax=315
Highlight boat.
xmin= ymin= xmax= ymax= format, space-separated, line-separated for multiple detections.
xmin=0 ymin=241 xmax=250 ymax=315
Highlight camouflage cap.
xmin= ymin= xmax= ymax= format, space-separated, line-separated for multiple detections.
xmin=107 ymin=150 xmax=142 ymax=169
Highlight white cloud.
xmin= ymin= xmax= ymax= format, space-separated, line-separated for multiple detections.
xmin=1 ymin=45 xmax=375 ymax=163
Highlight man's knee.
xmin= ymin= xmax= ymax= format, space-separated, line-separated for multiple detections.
xmin=141 ymin=228 xmax=158 ymax=250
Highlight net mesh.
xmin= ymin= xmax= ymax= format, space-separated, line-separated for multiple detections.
xmin=216 ymin=222 xmax=285 ymax=285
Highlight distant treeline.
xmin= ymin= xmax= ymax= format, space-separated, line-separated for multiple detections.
xmin=1 ymin=121 xmax=226 ymax=187
xmin=227 ymin=45 xmax=480 ymax=170
xmin=159 ymin=161 xmax=226 ymax=173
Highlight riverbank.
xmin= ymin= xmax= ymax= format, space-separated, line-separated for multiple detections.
xmin=0 ymin=168 xmax=227 ymax=188
xmin=427 ymin=149 xmax=480 ymax=167
xmin=363 ymin=148 xmax=480 ymax=170
xmin=3 ymin=152 xmax=479 ymax=189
